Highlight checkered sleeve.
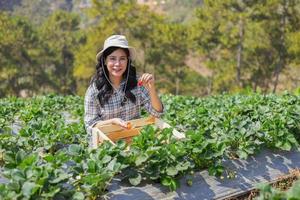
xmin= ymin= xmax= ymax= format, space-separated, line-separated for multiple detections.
xmin=84 ymin=84 xmax=102 ymax=134
xmin=139 ymin=86 xmax=164 ymax=118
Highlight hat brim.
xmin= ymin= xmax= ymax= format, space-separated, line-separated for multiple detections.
xmin=96 ymin=46 xmax=136 ymax=62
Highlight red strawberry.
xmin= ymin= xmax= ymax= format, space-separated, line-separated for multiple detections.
xmin=138 ymin=80 xmax=143 ymax=86
xmin=127 ymin=122 xmax=132 ymax=129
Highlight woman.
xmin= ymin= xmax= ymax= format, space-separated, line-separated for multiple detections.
xmin=84 ymin=35 xmax=164 ymax=135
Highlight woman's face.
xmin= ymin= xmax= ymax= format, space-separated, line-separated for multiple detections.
xmin=105 ymin=48 xmax=128 ymax=79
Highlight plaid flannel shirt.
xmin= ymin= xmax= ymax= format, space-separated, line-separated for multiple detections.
xmin=84 ymin=80 xmax=164 ymax=134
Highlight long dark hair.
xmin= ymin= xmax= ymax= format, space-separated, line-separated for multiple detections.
xmin=93 ymin=47 xmax=137 ymax=106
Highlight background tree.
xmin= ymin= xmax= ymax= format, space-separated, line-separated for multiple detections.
xmin=191 ymin=0 xmax=236 ymax=93
xmin=190 ymin=0 xmax=300 ymax=94
xmin=0 ymin=0 xmax=21 ymax=11
xmin=148 ymin=23 xmax=190 ymax=95
xmin=39 ymin=10 xmax=85 ymax=94
xmin=0 ymin=12 xmax=43 ymax=97
xmin=1 ymin=0 xmax=299 ymax=97
xmin=13 ymin=0 xmax=51 ymax=25
xmin=259 ymin=0 xmax=300 ymax=92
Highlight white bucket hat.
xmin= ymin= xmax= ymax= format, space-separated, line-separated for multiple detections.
xmin=96 ymin=35 xmax=136 ymax=61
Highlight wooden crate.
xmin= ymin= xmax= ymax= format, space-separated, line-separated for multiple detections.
xmin=91 ymin=116 xmax=185 ymax=149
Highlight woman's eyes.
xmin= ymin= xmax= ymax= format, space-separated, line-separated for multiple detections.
xmin=108 ymin=57 xmax=127 ymax=62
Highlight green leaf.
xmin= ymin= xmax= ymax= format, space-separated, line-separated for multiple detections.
xmin=49 ymin=172 xmax=69 ymax=184
xmin=3 ymin=152 xmax=16 ymax=166
xmin=255 ymin=183 xmax=271 ymax=193
xmin=287 ymin=134 xmax=297 ymax=144
xmin=135 ymin=153 xmax=148 ymax=166
xmin=129 ymin=173 xmax=141 ymax=186
xmin=287 ymin=180 xmax=300 ymax=198
xmin=161 ymin=176 xmax=171 ymax=186
xmin=275 ymin=139 xmax=282 ymax=148
xmin=192 ymin=147 xmax=201 ymax=153
xmin=7 ymin=182 xmax=20 ymax=191
xmin=170 ymin=179 xmax=179 ymax=191
xmin=116 ymin=140 xmax=126 ymax=149
xmin=68 ymin=144 xmax=82 ymax=156
xmin=41 ymin=188 xmax=60 ymax=198
xmin=107 ymin=157 xmax=117 ymax=171
xmin=176 ymin=162 xmax=191 ymax=171
xmin=166 ymin=166 xmax=178 ymax=176
xmin=208 ymin=165 xmax=223 ymax=176
xmin=281 ymin=142 xmax=292 ymax=151
xmin=237 ymin=150 xmax=248 ymax=159
xmin=87 ymin=160 xmax=96 ymax=172
xmin=20 ymin=154 xmax=38 ymax=169
xmin=162 ymin=176 xmax=179 ymax=191
xmin=22 ymin=181 xmax=38 ymax=197
xmin=43 ymin=155 xmax=54 ymax=162
xmin=16 ymin=150 xmax=26 ymax=164
xmin=11 ymin=169 xmax=26 ymax=182
xmin=72 ymin=192 xmax=85 ymax=200
xmin=102 ymin=155 xmax=112 ymax=164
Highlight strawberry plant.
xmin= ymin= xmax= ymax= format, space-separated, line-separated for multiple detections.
xmin=120 ymin=126 xmax=193 ymax=191
xmin=256 ymin=180 xmax=300 ymax=200
xmin=0 ymin=93 xmax=299 ymax=198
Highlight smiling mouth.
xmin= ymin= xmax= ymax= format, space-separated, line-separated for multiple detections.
xmin=113 ymin=68 xmax=122 ymax=72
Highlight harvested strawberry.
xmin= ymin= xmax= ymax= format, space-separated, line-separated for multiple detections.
xmin=138 ymin=80 xmax=143 ymax=86
xmin=127 ymin=122 xmax=132 ymax=129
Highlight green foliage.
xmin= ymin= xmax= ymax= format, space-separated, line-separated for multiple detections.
xmin=288 ymin=31 xmax=300 ymax=63
xmin=256 ymin=180 xmax=300 ymax=200
xmin=2 ymin=0 xmax=300 ymax=97
xmin=0 ymin=12 xmax=42 ymax=97
xmin=190 ymin=0 xmax=300 ymax=93
xmin=122 ymin=126 xmax=193 ymax=191
xmin=39 ymin=10 xmax=85 ymax=94
xmin=180 ymin=67 xmax=209 ymax=96
xmin=0 ymin=0 xmax=21 ymax=11
xmin=0 ymin=10 xmax=85 ymax=97
xmin=12 ymin=0 xmax=52 ymax=25
xmin=148 ymin=22 xmax=190 ymax=95
xmin=162 ymin=93 xmax=300 ymax=159
xmin=159 ymin=0 xmax=203 ymax=23
xmin=1 ymin=93 xmax=300 ymax=198
xmin=11 ymin=0 xmax=75 ymax=25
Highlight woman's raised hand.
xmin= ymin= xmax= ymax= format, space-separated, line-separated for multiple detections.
xmin=138 ymin=73 xmax=155 ymax=91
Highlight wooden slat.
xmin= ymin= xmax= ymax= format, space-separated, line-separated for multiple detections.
xmin=91 ymin=128 xmax=99 ymax=149
xmin=91 ymin=128 xmax=115 ymax=149
xmin=154 ymin=118 xmax=185 ymax=139
xmin=107 ymin=128 xmax=141 ymax=142
xmin=96 ymin=116 xmax=155 ymax=133
xmin=130 ymin=116 xmax=155 ymax=128
xmin=92 ymin=116 xmax=184 ymax=149
xmin=98 ymin=130 xmax=115 ymax=145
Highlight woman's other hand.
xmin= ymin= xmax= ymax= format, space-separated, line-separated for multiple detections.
xmin=112 ymin=118 xmax=128 ymax=129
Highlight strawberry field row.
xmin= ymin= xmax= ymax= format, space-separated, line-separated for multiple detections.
xmin=0 ymin=93 xmax=299 ymax=199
